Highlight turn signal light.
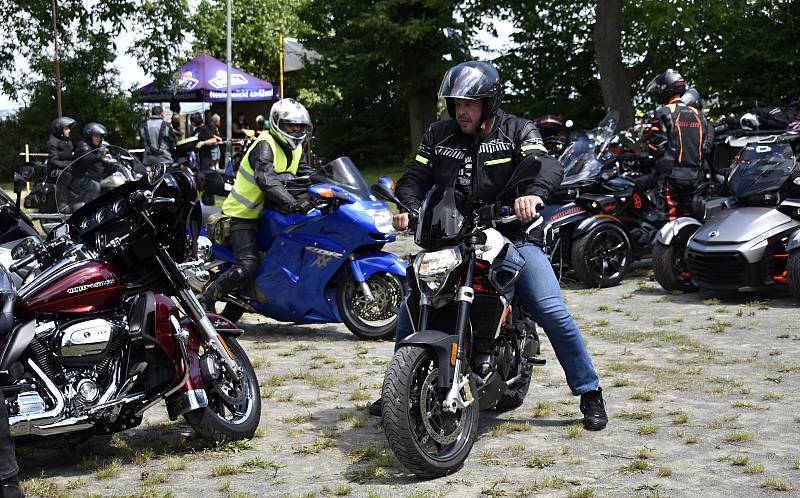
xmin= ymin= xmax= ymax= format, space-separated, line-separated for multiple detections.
xmin=450 ymin=343 xmax=457 ymax=366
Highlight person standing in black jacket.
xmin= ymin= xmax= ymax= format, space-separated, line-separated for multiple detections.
xmin=369 ymin=62 xmax=607 ymax=432
xmin=46 ymin=116 xmax=76 ymax=210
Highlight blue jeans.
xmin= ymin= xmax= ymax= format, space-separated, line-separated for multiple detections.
xmin=395 ymin=242 xmax=600 ymax=396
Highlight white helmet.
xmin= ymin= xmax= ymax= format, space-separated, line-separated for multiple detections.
xmin=269 ymin=98 xmax=310 ymax=149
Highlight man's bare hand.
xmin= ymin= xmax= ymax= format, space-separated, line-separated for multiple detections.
xmin=514 ymin=195 xmax=544 ymax=222
xmin=393 ymin=212 xmax=409 ymax=231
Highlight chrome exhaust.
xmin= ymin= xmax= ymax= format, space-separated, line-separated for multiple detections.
xmin=9 ymin=360 xmax=66 ymax=437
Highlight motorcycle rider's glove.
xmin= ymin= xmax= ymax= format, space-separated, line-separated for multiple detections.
xmin=293 ymin=199 xmax=316 ymax=215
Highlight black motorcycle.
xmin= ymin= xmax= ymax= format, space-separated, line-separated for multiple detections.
xmin=372 ymin=181 xmax=545 ymax=478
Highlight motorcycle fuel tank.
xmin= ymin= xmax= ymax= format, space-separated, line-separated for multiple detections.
xmin=16 ymin=260 xmax=124 ymax=315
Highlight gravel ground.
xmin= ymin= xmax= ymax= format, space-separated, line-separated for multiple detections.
xmin=15 ymin=234 xmax=800 ymax=498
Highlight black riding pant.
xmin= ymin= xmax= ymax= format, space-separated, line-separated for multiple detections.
xmin=657 ymin=177 xmax=696 ymax=221
xmin=217 ymin=219 xmax=260 ymax=294
xmin=0 ymin=391 xmax=18 ymax=480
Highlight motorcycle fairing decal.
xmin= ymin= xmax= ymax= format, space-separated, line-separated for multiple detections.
xmin=306 ymin=246 xmax=344 ymax=269
xmin=66 ymin=278 xmax=115 ymax=294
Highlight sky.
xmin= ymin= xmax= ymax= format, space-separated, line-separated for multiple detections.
xmin=0 ymin=17 xmax=517 ymax=112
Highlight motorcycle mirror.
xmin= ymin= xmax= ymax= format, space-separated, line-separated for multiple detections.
xmin=11 ymin=236 xmax=38 ymax=260
xmin=147 ymin=162 xmax=168 ymax=185
xmin=13 ymin=173 xmax=26 ymax=195
xmin=377 ymin=176 xmax=395 ymax=193
xmin=371 ymin=182 xmax=400 ymax=204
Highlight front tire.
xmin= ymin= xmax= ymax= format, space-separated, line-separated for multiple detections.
xmin=184 ymin=337 xmax=261 ymax=441
xmin=382 ymin=346 xmax=478 ymax=479
xmin=787 ymin=251 xmax=800 ymax=300
xmin=652 ymin=237 xmax=698 ymax=293
xmin=571 ymin=223 xmax=632 ymax=287
xmin=337 ymin=271 xmax=406 ymax=340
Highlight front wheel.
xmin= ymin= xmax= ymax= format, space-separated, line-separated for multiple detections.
xmin=571 ymin=223 xmax=633 ymax=287
xmin=184 ymin=337 xmax=261 ymax=441
xmin=652 ymin=238 xmax=697 ymax=293
xmin=337 ymin=271 xmax=406 ymax=340
xmin=787 ymin=251 xmax=800 ymax=300
xmin=382 ymin=346 xmax=479 ymax=478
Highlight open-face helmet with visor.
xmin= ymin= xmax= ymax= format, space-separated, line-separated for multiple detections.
xmin=269 ymin=98 xmax=310 ymax=150
xmin=438 ymin=61 xmax=501 ymax=132
xmin=51 ymin=116 xmax=76 ymax=138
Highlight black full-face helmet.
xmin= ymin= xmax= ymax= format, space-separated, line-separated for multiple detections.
xmin=415 ymin=186 xmax=471 ymax=250
xmin=438 ymin=61 xmax=501 ymax=132
xmin=646 ymin=69 xmax=686 ymax=104
xmin=51 ymin=116 xmax=76 ymax=138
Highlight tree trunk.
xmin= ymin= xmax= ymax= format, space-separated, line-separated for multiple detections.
xmin=407 ymin=87 xmax=437 ymax=154
xmin=593 ymin=0 xmax=635 ymax=129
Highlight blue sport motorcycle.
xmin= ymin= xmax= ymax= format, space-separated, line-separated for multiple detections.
xmin=196 ymin=157 xmax=408 ymax=340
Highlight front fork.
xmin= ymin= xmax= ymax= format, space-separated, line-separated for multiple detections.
xmin=442 ymin=238 xmax=477 ymax=414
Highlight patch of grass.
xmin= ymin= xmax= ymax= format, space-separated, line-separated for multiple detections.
xmin=565 ymin=424 xmax=585 ymax=438
xmin=567 ymin=488 xmax=595 ymax=498
xmin=287 ymin=370 xmax=337 ymax=389
xmin=618 ymin=459 xmax=650 ymax=474
xmin=725 ymin=431 xmax=755 ymax=443
xmin=595 ymin=319 xmax=610 ymax=327
xmin=559 ymin=408 xmax=580 ymax=417
xmin=703 ymin=297 xmax=721 ymax=305
xmin=637 ymin=447 xmax=653 ymax=459
xmin=762 ymin=392 xmax=784 ymax=401
xmin=707 ymin=319 xmax=733 ymax=333
xmin=250 ymin=357 xmax=269 ymax=369
xmin=211 ymin=464 xmax=241 ymax=477
xmin=333 ymin=485 xmax=354 ymax=496
xmin=525 ymin=454 xmax=556 ymax=468
xmin=731 ymin=455 xmax=750 ymax=466
xmin=347 ymin=446 xmax=380 ymax=462
xmin=487 ymin=421 xmax=532 ymax=437
xmin=207 ymin=439 xmax=255 ymax=454
xmin=612 ymin=378 xmax=631 ymax=387
xmin=479 ymin=449 xmax=501 ymax=466
xmin=744 ymin=463 xmax=765 ymax=475
xmin=165 ymin=457 xmax=187 ymax=471
xmin=542 ymin=475 xmax=572 ymax=489
xmin=94 ymin=458 xmax=123 ymax=479
xmin=630 ymin=390 xmax=656 ymax=402
xmin=671 ymin=413 xmax=689 ymax=425
xmin=141 ymin=470 xmax=171 ymax=485
xmin=731 ymin=399 xmax=766 ymax=410
xmin=281 ymin=413 xmax=313 ymax=424
xmin=708 ymin=414 xmax=740 ymax=429
xmin=19 ymin=478 xmax=59 ymax=497
xmin=619 ymin=407 xmax=653 ymax=420
xmin=532 ymin=400 xmax=551 ymax=418
xmin=597 ymin=304 xmax=611 ymax=311
xmin=794 ymin=458 xmax=800 ymax=470
xmin=295 ymin=437 xmax=334 ymax=454
xmin=657 ymin=466 xmax=672 ymax=477
xmin=346 ymin=463 xmax=391 ymax=484
xmin=349 ymin=388 xmax=372 ymax=401
xmin=638 ymin=423 xmax=659 ymax=435
xmin=684 ymin=433 xmax=700 ymax=444
xmin=66 ymin=478 xmax=86 ymax=490
xmin=760 ymin=478 xmax=794 ymax=492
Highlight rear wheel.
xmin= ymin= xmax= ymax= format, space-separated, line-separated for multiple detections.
xmin=184 ymin=337 xmax=261 ymax=441
xmin=652 ymin=231 xmax=698 ymax=292
xmin=787 ymin=251 xmax=800 ymax=300
xmin=571 ymin=224 xmax=632 ymax=287
xmin=337 ymin=271 xmax=406 ymax=340
xmin=382 ymin=346 xmax=478 ymax=478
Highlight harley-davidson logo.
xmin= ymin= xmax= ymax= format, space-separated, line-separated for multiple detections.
xmin=66 ymin=279 xmax=115 ymax=294
xmin=708 ymin=230 xmax=719 ymax=238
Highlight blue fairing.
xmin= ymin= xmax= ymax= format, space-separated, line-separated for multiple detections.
xmin=210 ymin=195 xmax=407 ymax=325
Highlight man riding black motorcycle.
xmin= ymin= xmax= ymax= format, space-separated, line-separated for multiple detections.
xmin=197 ymin=98 xmax=315 ymax=312
xmin=70 ymin=122 xmax=116 ymax=206
xmin=644 ymin=69 xmax=714 ymax=220
xmin=368 ymin=61 xmax=608 ymax=431
xmin=47 ymin=116 xmax=76 ymax=209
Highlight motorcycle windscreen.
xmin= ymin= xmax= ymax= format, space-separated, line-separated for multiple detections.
xmin=310 ymin=157 xmax=372 ymax=199
xmin=727 ymin=143 xmax=796 ymax=201
xmin=415 ymin=186 xmax=469 ymax=250
xmin=55 ymin=145 xmax=150 ymax=217
xmin=560 ymin=137 xmax=603 ymax=186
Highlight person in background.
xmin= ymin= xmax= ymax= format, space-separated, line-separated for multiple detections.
xmin=138 ymin=105 xmax=174 ymax=166
xmin=170 ymin=114 xmax=183 ymax=142
xmin=46 ymin=116 xmax=76 ymax=209
xmin=71 ymin=122 xmax=114 ymax=205
xmin=209 ymin=113 xmax=223 ymax=169
xmin=232 ymin=112 xmax=248 ymax=139
xmin=193 ymin=113 xmax=220 ymax=205
xmin=254 ymin=115 xmax=266 ymax=136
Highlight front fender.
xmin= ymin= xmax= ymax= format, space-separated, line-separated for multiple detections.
xmin=350 ymin=251 xmax=408 ymax=282
xmin=655 ymin=217 xmax=701 ymax=246
xmin=397 ymin=329 xmax=457 ymax=388
xmin=571 ymin=215 xmax=625 ymax=240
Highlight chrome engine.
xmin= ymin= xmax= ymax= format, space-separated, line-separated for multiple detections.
xmin=59 ymin=319 xmax=113 ymax=357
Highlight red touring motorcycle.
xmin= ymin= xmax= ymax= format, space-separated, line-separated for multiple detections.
xmin=0 ymin=146 xmax=261 ymax=442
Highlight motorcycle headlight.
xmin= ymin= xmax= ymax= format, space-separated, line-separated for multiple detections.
xmin=366 ymin=207 xmax=394 ymax=234
xmin=413 ymin=247 xmax=462 ymax=294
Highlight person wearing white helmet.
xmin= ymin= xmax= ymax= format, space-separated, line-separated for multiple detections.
xmin=198 ymin=98 xmax=315 ymax=312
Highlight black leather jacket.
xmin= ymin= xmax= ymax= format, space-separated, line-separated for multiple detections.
xmin=396 ymin=110 xmax=563 ymax=242
xmin=73 ymin=141 xmax=114 ymax=181
xmin=46 ymin=135 xmax=73 ymax=170
xmin=249 ymin=139 xmax=314 ymax=213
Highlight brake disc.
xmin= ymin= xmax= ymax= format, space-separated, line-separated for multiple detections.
xmin=200 ymin=353 xmax=245 ymax=405
xmin=351 ymin=274 xmax=402 ymax=321
xmin=419 ymin=367 xmax=468 ymax=445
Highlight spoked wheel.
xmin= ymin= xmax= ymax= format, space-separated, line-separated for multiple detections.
xmin=382 ymin=346 xmax=478 ymax=478
xmin=184 ymin=337 xmax=261 ymax=441
xmin=337 ymin=271 xmax=406 ymax=340
xmin=652 ymin=230 xmax=698 ymax=293
xmin=572 ymin=223 xmax=632 ymax=287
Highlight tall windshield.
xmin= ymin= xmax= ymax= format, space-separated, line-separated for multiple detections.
xmin=559 ymin=111 xmax=619 ymax=187
xmin=55 ymin=145 xmax=150 ymax=216
xmin=310 ymin=157 xmax=371 ymax=199
xmin=728 ymin=142 xmax=796 ymax=200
